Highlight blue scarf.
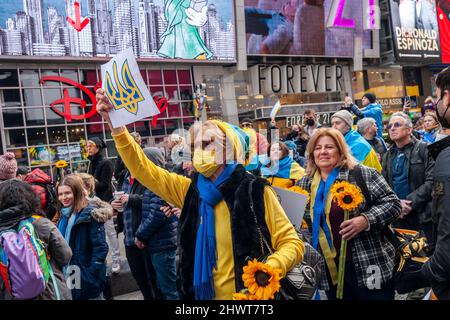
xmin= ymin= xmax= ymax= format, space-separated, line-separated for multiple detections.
xmin=57 ymin=207 xmax=77 ymax=244
xmin=260 ymin=156 xmax=293 ymax=179
xmin=194 ymin=164 xmax=237 ymax=300
xmin=311 ymin=167 xmax=340 ymax=250
xmin=345 ymin=130 xmax=372 ymax=163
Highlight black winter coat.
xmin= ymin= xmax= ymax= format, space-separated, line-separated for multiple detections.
xmin=88 ymin=153 xmax=114 ymax=202
xmin=422 ymin=136 xmax=450 ymax=300
xmin=382 ymin=137 xmax=435 ymax=233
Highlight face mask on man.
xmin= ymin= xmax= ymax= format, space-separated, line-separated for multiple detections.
xmin=193 ymin=149 xmax=221 ymax=178
xmin=306 ymin=118 xmax=315 ymax=126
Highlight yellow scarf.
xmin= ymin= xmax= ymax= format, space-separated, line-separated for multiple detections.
xmin=310 ymin=171 xmax=339 ymax=285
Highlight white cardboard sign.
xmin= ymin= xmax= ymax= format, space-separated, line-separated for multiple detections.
xmin=101 ymin=48 xmax=160 ymax=128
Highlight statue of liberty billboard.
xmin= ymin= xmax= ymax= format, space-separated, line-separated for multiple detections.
xmin=158 ymin=0 xmax=213 ymax=59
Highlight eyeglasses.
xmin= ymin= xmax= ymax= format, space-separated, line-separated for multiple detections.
xmin=387 ymin=122 xmax=405 ymax=130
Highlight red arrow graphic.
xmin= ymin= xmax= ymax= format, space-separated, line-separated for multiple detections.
xmin=66 ymin=1 xmax=89 ymax=32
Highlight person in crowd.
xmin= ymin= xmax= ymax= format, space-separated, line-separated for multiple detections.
xmin=382 ymin=112 xmax=435 ymax=242
xmin=0 ymin=152 xmax=18 ymax=182
xmin=24 ymin=168 xmax=57 ymax=220
xmin=297 ymin=128 xmax=401 ymax=300
xmin=303 ymin=109 xmax=322 ymax=136
xmin=113 ymin=154 xmax=161 ymax=300
xmin=421 ymin=96 xmax=436 ymax=116
xmin=0 ymin=179 xmax=72 ymax=300
xmin=113 ymin=147 xmax=179 ymax=300
xmin=331 ymin=110 xmax=382 ymax=172
xmin=285 ymin=124 xmax=309 ymax=158
xmin=284 ymin=140 xmax=306 ymax=168
xmin=96 ymin=88 xmax=304 ymax=300
xmin=54 ymin=174 xmax=108 ymax=300
xmin=114 ymin=131 xmax=142 ymax=191
xmin=421 ymin=66 xmax=450 ymax=300
xmin=16 ymin=166 xmax=29 ymax=180
xmin=344 ymin=93 xmax=383 ymax=139
xmin=87 ymin=137 xmax=121 ymax=274
xmin=164 ymin=133 xmax=185 ymax=173
xmin=418 ymin=112 xmax=441 ymax=144
xmin=357 ymin=118 xmax=387 ymax=162
xmin=240 ymin=118 xmax=270 ymax=175
xmin=261 ymin=142 xmax=305 ymax=189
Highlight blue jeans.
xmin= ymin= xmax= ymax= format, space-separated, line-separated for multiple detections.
xmin=150 ymin=250 xmax=179 ymax=300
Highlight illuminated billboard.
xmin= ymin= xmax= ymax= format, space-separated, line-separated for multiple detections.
xmin=437 ymin=0 xmax=450 ymax=63
xmin=244 ymin=0 xmax=378 ymax=57
xmin=389 ymin=0 xmax=441 ymax=62
xmin=0 ymin=0 xmax=236 ymax=62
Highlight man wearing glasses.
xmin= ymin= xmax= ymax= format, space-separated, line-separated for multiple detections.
xmin=382 ymin=112 xmax=434 ymax=243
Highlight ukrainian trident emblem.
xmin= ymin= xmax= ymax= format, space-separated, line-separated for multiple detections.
xmin=104 ymin=59 xmax=144 ymax=115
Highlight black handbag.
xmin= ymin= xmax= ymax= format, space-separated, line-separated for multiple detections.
xmin=248 ymin=179 xmax=323 ymax=300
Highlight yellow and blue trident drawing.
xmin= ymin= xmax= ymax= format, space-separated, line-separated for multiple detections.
xmin=104 ymin=59 xmax=144 ymax=115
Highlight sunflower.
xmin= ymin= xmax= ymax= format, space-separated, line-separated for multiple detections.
xmin=242 ymin=259 xmax=282 ymax=300
xmin=55 ymin=160 xmax=68 ymax=168
xmin=232 ymin=289 xmax=258 ymax=300
xmin=288 ymin=185 xmax=310 ymax=204
xmin=330 ymin=181 xmax=364 ymax=211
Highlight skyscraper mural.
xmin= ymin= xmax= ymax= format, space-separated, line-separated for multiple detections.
xmin=0 ymin=0 xmax=236 ymax=61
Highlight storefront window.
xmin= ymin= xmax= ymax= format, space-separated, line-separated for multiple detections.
xmin=5 ymin=129 xmax=26 ymax=148
xmin=10 ymin=148 xmax=28 ymax=167
xmin=2 ymin=89 xmax=21 ymax=107
xmin=2 ymin=108 xmax=24 ymax=127
xmin=0 ymin=69 xmax=19 ymax=87
xmin=25 ymin=107 xmax=45 ymax=126
xmin=1 ymin=66 xmax=195 ymax=174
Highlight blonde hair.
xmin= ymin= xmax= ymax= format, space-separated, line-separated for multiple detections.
xmin=305 ymin=128 xmax=357 ymax=177
xmin=77 ymin=173 xmax=96 ymax=196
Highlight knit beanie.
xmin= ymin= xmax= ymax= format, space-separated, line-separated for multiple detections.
xmin=143 ymin=147 xmax=166 ymax=169
xmin=363 ymin=92 xmax=377 ymax=104
xmin=88 ymin=137 xmax=107 ymax=150
xmin=331 ymin=110 xmax=354 ymax=130
xmin=0 ymin=152 xmax=18 ymax=181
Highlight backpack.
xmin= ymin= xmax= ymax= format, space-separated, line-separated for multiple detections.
xmin=34 ymin=182 xmax=58 ymax=221
xmin=0 ymin=216 xmax=59 ymax=300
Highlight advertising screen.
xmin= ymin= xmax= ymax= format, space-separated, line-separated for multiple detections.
xmin=244 ymin=0 xmax=376 ymax=57
xmin=437 ymin=0 xmax=450 ymax=63
xmin=389 ymin=0 xmax=441 ymax=62
xmin=0 ymin=0 xmax=236 ymax=62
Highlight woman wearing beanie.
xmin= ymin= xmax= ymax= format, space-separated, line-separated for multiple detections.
xmin=0 ymin=152 xmax=18 ymax=181
xmin=344 ymin=93 xmax=384 ymax=140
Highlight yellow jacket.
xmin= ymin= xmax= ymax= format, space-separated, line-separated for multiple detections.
xmin=112 ymin=130 xmax=304 ymax=299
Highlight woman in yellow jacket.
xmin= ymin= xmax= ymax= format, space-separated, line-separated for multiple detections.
xmin=261 ymin=142 xmax=305 ymax=189
xmin=95 ymin=89 xmax=304 ymax=300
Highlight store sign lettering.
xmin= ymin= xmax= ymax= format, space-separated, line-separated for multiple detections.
xmin=250 ymin=64 xmax=344 ymax=96
xmin=40 ymin=76 xmax=168 ymax=125
xmin=328 ymin=0 xmax=379 ymax=30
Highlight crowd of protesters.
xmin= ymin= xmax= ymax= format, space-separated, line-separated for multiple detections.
xmin=1 ymin=66 xmax=450 ymax=301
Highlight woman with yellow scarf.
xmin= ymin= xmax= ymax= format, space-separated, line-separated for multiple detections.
xmin=297 ymin=128 xmax=401 ymax=300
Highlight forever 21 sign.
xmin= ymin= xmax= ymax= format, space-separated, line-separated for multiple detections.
xmin=249 ymin=64 xmax=345 ymax=96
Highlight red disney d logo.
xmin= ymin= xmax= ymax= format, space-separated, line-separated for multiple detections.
xmin=40 ymin=77 xmax=169 ymax=126
xmin=40 ymin=76 xmax=98 ymax=122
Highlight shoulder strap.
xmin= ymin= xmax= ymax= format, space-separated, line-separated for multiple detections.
xmin=352 ymin=166 xmax=403 ymax=251
xmin=351 ymin=165 xmax=372 ymax=208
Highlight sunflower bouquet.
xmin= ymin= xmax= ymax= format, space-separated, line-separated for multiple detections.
xmin=330 ymin=181 xmax=364 ymax=299
xmin=232 ymin=259 xmax=282 ymax=300
xmin=53 ymin=160 xmax=68 ymax=183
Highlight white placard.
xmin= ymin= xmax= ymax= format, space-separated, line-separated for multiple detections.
xmin=101 ymin=48 xmax=160 ymax=128
xmin=272 ymin=186 xmax=307 ymax=227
